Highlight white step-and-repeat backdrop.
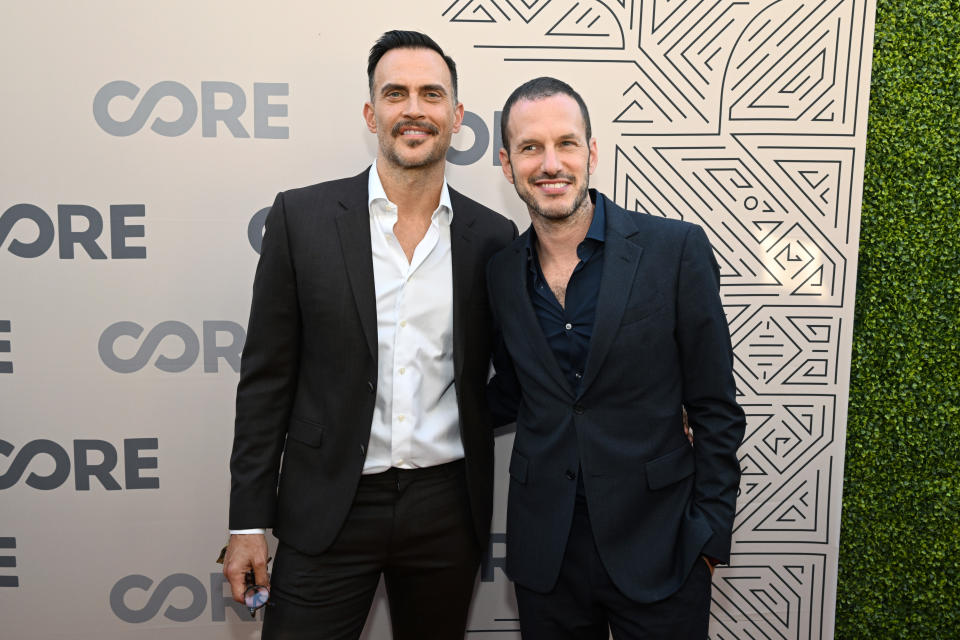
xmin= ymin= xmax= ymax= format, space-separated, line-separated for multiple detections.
xmin=1 ymin=1 xmax=875 ymax=638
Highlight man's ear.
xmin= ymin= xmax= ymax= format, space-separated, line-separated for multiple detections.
xmin=588 ymin=138 xmax=599 ymax=175
xmin=362 ymin=102 xmax=377 ymax=133
xmin=499 ymin=148 xmax=514 ymax=184
xmin=452 ymin=101 xmax=464 ymax=134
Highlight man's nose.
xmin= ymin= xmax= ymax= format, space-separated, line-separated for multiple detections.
xmin=542 ymin=146 xmax=561 ymax=174
xmin=402 ymin=95 xmax=424 ymax=118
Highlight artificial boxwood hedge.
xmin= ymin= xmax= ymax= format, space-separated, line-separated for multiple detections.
xmin=837 ymin=0 xmax=959 ymax=637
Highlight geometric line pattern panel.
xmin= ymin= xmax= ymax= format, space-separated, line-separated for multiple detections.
xmin=736 ymin=397 xmax=837 ymax=543
xmin=445 ymin=1 xmax=873 ymax=637
xmin=710 ymin=553 xmax=827 ymax=639
xmin=734 ymin=312 xmax=842 ymax=393
xmin=446 ymin=0 xmax=872 ymax=135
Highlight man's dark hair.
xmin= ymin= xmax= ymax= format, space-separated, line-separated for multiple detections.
xmin=500 ymin=77 xmax=592 ymax=153
xmin=367 ymin=30 xmax=458 ymax=101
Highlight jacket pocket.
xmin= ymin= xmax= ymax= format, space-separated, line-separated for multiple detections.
xmin=509 ymin=450 xmax=528 ymax=485
xmin=287 ymin=417 xmax=324 ymax=448
xmin=620 ymin=289 xmax=667 ymax=326
xmin=645 ymin=444 xmax=695 ymax=490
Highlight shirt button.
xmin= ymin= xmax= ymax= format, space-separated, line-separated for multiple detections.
xmin=399 ymin=367 xmax=406 ymax=375
xmin=400 ymin=321 xmax=407 ymax=328
xmin=397 ymin=415 xmax=405 ymax=422
xmin=575 ymin=372 xmax=582 ymax=379
xmin=564 ymin=323 xmax=573 ymax=330
xmin=565 ymin=470 xmax=577 ymax=480
xmin=573 ymin=404 xmax=585 ymax=415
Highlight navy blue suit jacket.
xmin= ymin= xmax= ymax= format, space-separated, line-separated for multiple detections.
xmin=487 ymin=191 xmax=745 ymax=602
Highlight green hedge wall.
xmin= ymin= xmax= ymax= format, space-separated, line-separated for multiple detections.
xmin=836 ymin=0 xmax=959 ymax=637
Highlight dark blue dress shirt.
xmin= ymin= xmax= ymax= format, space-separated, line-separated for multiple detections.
xmin=526 ymin=192 xmax=606 ymax=392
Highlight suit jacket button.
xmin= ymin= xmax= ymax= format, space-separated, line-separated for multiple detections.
xmin=573 ymin=404 xmax=585 ymax=415
xmin=565 ymin=470 xmax=577 ymax=480
xmin=367 ymin=380 xmax=375 ymax=393
xmin=359 ymin=444 xmax=366 ymax=456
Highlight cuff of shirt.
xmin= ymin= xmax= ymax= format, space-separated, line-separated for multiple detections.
xmin=229 ymin=529 xmax=266 ymax=535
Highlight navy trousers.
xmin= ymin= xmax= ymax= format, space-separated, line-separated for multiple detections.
xmin=514 ymin=495 xmax=713 ymax=640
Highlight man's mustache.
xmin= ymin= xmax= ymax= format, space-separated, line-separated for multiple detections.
xmin=527 ymin=172 xmax=577 ymax=185
xmin=391 ymin=121 xmax=440 ymax=136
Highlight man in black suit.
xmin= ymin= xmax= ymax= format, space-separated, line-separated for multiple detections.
xmin=223 ymin=31 xmax=516 ymax=639
xmin=487 ymin=77 xmax=745 ymax=639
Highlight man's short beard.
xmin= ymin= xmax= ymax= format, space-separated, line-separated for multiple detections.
xmin=382 ymin=142 xmax=446 ymax=169
xmin=379 ymin=119 xmax=446 ymax=170
xmin=512 ymin=168 xmax=591 ymax=222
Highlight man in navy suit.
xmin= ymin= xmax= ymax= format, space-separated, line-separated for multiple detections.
xmin=487 ymin=77 xmax=745 ymax=639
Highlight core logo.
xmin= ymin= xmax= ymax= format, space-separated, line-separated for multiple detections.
xmin=93 ymin=81 xmax=289 ymax=138
xmin=0 ymin=204 xmax=145 ymax=259
xmin=0 ymin=438 xmax=158 ymax=491
xmin=248 ymin=207 xmax=270 ymax=254
xmin=110 ymin=573 xmax=255 ymax=623
xmin=0 ymin=538 xmax=16 ymax=588
xmin=448 ymin=110 xmax=495 ymax=166
xmin=99 ymin=321 xmax=245 ymax=373
xmin=0 ymin=321 xmax=10 ymax=374
xmin=481 ymin=532 xmax=506 ymax=583
xmin=451 ymin=109 xmax=508 ymax=167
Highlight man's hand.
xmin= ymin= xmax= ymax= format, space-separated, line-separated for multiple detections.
xmin=223 ymin=533 xmax=270 ymax=603
xmin=683 ymin=406 xmax=694 ymax=446
xmin=702 ymin=555 xmax=720 ymax=576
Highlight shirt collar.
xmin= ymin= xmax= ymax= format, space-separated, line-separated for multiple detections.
xmin=584 ymin=190 xmax=605 ymax=243
xmin=367 ymin=160 xmax=453 ymax=222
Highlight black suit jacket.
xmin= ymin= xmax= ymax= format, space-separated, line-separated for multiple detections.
xmin=229 ymin=168 xmax=517 ymax=554
xmin=487 ymin=191 xmax=745 ymax=602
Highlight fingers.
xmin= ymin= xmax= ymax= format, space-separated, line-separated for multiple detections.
xmin=702 ymin=555 xmax=715 ymax=576
xmin=224 ymin=551 xmax=248 ymax=603
xmin=222 ymin=534 xmax=269 ymax=603
xmin=253 ymin=551 xmax=270 ymax=590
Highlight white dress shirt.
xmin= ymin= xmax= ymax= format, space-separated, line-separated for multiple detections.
xmin=230 ymin=163 xmax=461 ymax=534
xmin=364 ymin=161 xmax=462 ymax=473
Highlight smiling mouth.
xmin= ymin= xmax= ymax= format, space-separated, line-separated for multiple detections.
xmin=531 ymin=176 xmax=575 ymax=195
xmin=392 ymin=121 xmax=439 ymax=137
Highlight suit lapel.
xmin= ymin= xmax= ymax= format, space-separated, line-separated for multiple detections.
xmin=578 ymin=198 xmax=644 ymax=397
xmin=334 ymin=169 xmax=378 ymax=361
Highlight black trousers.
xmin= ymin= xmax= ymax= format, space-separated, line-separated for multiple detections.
xmin=262 ymin=460 xmax=481 ymax=640
xmin=515 ymin=496 xmax=713 ymax=640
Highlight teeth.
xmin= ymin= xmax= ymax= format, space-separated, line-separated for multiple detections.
xmin=402 ymin=130 xmax=428 ymax=135
xmin=540 ymin=182 xmax=567 ymax=189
